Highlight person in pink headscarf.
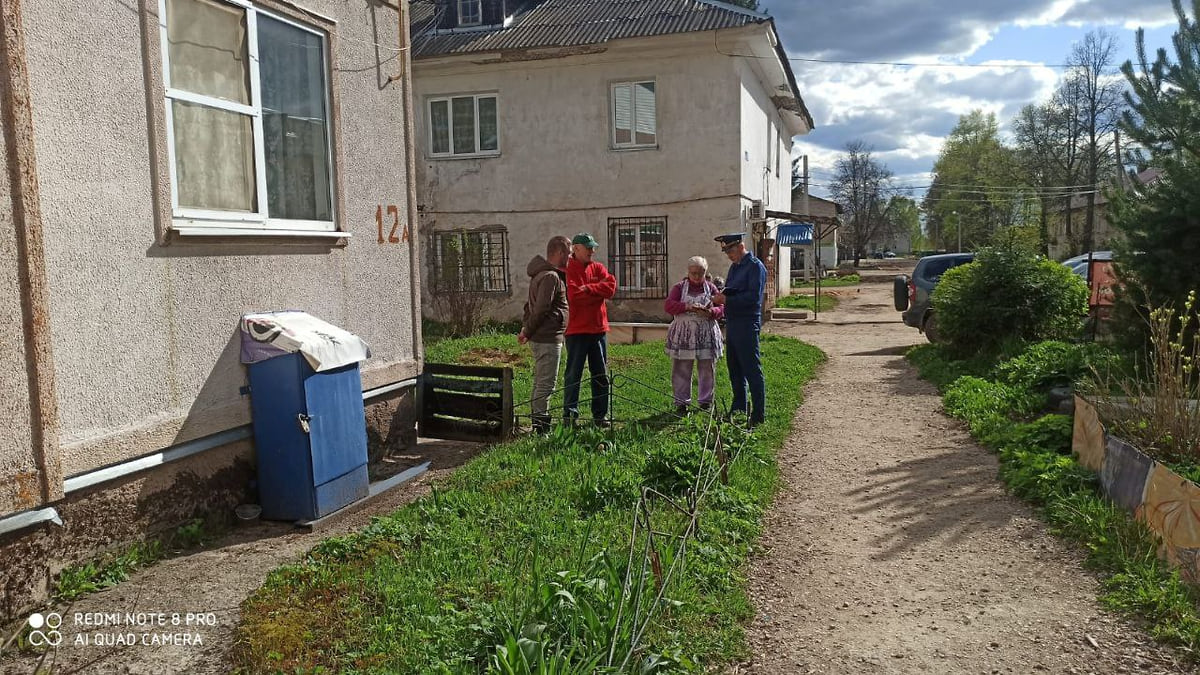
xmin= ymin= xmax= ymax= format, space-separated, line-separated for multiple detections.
xmin=664 ymin=256 xmax=724 ymax=415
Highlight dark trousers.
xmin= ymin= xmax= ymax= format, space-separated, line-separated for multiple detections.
xmin=726 ymin=317 xmax=765 ymax=422
xmin=563 ymin=333 xmax=609 ymax=421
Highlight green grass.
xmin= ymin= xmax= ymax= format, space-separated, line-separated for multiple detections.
xmin=908 ymin=343 xmax=1200 ymax=658
xmin=792 ymin=274 xmax=860 ymax=288
xmin=774 ymin=294 xmax=838 ymax=312
xmin=235 ymin=335 xmax=824 ymax=673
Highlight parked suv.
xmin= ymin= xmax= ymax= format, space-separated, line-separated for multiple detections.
xmin=893 ymin=253 xmax=975 ymax=342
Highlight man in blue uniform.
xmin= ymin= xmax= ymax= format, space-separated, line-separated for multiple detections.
xmin=712 ymin=232 xmax=767 ymax=427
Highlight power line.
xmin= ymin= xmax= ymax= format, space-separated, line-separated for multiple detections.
xmin=787 ymin=56 xmax=1074 ymax=69
xmin=804 ymin=180 xmax=1102 ymax=195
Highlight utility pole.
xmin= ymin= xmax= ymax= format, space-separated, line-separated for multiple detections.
xmin=954 ymin=210 xmax=961 ymax=253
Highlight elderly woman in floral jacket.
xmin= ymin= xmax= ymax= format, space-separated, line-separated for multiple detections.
xmin=664 ymin=256 xmax=725 ymax=414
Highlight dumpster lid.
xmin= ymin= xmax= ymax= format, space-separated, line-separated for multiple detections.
xmin=240 ymin=311 xmax=371 ymax=372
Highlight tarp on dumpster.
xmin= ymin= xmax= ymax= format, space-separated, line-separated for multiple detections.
xmin=240 ymin=311 xmax=371 ymax=372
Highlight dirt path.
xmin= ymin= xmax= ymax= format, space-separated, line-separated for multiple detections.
xmin=743 ymin=278 xmax=1191 ymax=673
xmin=0 ymin=441 xmax=485 ymax=675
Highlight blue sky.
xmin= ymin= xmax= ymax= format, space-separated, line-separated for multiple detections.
xmin=764 ymin=0 xmax=1180 ymax=197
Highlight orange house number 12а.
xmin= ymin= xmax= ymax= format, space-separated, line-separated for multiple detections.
xmin=376 ymin=205 xmax=411 ymax=244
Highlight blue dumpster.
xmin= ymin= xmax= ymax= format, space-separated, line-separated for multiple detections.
xmin=240 ymin=312 xmax=371 ymax=522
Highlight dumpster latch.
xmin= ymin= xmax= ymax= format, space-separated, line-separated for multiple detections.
xmin=297 ymin=414 xmax=311 ymax=434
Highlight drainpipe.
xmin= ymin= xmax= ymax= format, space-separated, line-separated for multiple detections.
xmin=61 ymin=379 xmax=418 ymax=495
xmin=1 ymin=0 xmax=64 ymax=503
xmin=398 ymin=0 xmax=424 ymax=369
xmin=0 ymin=507 xmax=61 ymax=537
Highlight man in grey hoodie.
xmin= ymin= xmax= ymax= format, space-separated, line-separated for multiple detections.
xmin=519 ymin=236 xmax=571 ymax=433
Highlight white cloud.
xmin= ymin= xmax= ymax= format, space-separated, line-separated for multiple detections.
xmin=788 ymin=60 xmax=1059 ymax=197
xmin=772 ymin=1 xmax=1165 ymax=201
xmin=1055 ymin=0 xmax=1177 ymax=28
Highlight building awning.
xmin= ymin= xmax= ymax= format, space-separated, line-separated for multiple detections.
xmin=775 ymin=222 xmax=814 ymax=246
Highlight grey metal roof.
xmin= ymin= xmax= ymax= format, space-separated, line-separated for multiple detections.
xmin=410 ymin=0 xmax=765 ymax=58
xmin=409 ymin=0 xmax=813 ymax=130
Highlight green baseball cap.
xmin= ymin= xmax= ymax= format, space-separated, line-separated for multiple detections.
xmin=571 ymin=232 xmax=599 ymax=248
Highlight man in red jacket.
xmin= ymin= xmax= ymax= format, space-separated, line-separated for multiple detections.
xmin=563 ymin=232 xmax=617 ymax=427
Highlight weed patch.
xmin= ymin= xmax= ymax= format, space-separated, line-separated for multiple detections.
xmin=52 ymin=518 xmax=226 ymax=602
xmin=460 ymin=347 xmax=530 ymax=367
xmin=793 ymin=274 xmax=859 ymax=288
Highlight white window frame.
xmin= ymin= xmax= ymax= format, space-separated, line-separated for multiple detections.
xmin=458 ymin=0 xmax=483 ymax=27
xmin=610 ymin=80 xmax=658 ymax=150
xmin=158 ymin=0 xmax=339 ymax=235
xmin=426 ymin=93 xmax=500 ymax=159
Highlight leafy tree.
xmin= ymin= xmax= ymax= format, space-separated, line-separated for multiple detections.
xmin=829 ymin=140 xmax=897 ymax=265
xmin=887 ymin=196 xmax=922 ymax=251
xmin=1013 ymin=102 xmax=1085 ymax=255
xmin=923 ymin=111 xmax=1024 ymax=252
xmin=728 ymin=0 xmax=759 ymax=8
xmin=1109 ymin=0 xmax=1200 ymax=343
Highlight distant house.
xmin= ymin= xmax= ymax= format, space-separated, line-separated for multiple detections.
xmin=1 ymin=0 xmax=421 ymax=620
xmin=783 ymin=192 xmax=841 ymax=281
xmin=1047 ymin=168 xmax=1163 ymax=260
xmin=409 ymin=0 xmax=813 ymax=319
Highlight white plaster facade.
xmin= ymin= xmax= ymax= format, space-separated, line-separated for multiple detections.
xmin=412 ymin=21 xmax=808 ymax=320
xmin=0 ymin=0 xmax=421 ymax=515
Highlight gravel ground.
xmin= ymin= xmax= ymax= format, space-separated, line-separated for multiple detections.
xmin=740 ymin=278 xmax=1193 ymax=674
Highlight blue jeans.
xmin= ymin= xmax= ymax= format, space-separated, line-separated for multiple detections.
xmin=726 ymin=317 xmax=765 ymax=422
xmin=563 ymin=333 xmax=609 ymax=421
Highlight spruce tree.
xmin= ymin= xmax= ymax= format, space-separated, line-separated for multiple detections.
xmin=1110 ymin=0 xmax=1200 ymax=339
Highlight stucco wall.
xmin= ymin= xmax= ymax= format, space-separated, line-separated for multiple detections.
xmin=736 ymin=58 xmax=793 ymax=214
xmin=416 ymin=35 xmax=740 ymax=216
xmin=14 ymin=0 xmax=419 ymax=481
xmin=414 ymin=31 xmax=797 ymax=320
xmin=421 ymin=196 xmax=744 ymax=321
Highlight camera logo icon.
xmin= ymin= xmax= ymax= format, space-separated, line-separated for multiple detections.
xmin=27 ymin=612 xmax=63 ymax=647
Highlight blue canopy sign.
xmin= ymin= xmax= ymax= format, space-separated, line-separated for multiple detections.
xmin=774 ymin=222 xmax=815 ymax=246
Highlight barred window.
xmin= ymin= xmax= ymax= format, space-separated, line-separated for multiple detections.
xmin=433 ymin=228 xmax=509 ymax=293
xmin=608 ymin=216 xmax=667 ymax=299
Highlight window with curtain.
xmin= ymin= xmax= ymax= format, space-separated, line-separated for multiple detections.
xmin=428 ymin=94 xmax=499 ymax=157
xmin=162 ymin=0 xmax=335 ymax=233
xmin=611 ymin=80 xmax=657 ymax=149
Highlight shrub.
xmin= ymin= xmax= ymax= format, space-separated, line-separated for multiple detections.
xmin=944 ymin=376 xmax=1040 ymax=422
xmin=989 ymin=414 xmax=1075 ymax=455
xmin=932 ymin=245 xmax=1089 ymax=354
xmin=993 ymin=341 xmax=1116 ymax=392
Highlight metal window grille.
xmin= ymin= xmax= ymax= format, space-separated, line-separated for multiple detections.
xmin=607 ymin=216 xmax=668 ymax=299
xmin=433 ymin=228 xmax=510 ymax=293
